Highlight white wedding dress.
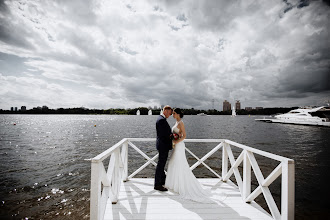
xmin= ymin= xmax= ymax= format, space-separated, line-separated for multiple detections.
xmin=165 ymin=121 xmax=213 ymax=203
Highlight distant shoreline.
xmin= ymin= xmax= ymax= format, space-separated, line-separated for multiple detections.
xmin=0 ymin=107 xmax=296 ymax=115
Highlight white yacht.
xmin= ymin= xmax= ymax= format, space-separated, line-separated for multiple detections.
xmin=255 ymin=106 xmax=330 ymax=127
xmin=136 ymin=110 xmax=140 ymax=115
xmin=197 ymin=113 xmax=207 ymax=116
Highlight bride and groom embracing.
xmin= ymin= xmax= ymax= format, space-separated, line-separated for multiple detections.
xmin=154 ymin=105 xmax=213 ymax=203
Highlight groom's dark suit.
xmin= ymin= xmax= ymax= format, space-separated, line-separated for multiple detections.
xmin=154 ymin=114 xmax=172 ymax=187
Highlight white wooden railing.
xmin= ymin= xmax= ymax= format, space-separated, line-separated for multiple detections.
xmin=90 ymin=138 xmax=294 ymax=220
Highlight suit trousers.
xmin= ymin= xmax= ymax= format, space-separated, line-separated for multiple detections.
xmin=154 ymin=148 xmax=169 ymax=187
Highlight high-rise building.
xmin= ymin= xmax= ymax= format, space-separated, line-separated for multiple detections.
xmin=223 ymin=100 xmax=231 ymax=112
xmin=14 ymin=107 xmax=18 ymax=111
xmin=21 ymin=106 xmax=27 ymax=111
xmin=11 ymin=107 xmax=14 ymax=111
xmin=235 ymin=101 xmax=241 ymax=110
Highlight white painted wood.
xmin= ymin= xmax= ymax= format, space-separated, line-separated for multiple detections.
xmin=99 ymin=187 xmax=109 ymax=220
xmin=281 ymin=162 xmax=295 ymax=220
xmin=222 ymin=142 xmax=229 ymax=180
xmin=222 ymin=150 xmax=244 ymax=182
xmin=246 ymin=151 xmax=265 ymax=186
xmin=90 ymin=161 xmax=101 ymax=220
xmin=121 ymin=142 xmax=128 ymax=181
xmin=263 ymin=163 xmax=282 ymax=187
xmin=127 ymin=138 xmax=156 ymax=142
xmin=103 ymin=178 xmax=273 ymax=220
xmin=262 ymin=186 xmax=281 ymax=220
xmin=225 ymin=140 xmax=293 ymax=163
xmin=100 ymin=162 xmax=110 ymax=187
xmin=106 ymin=154 xmax=115 ymax=186
xmin=186 ymin=143 xmax=222 ymax=179
xmin=90 ymin=138 xmax=295 ymax=220
xmin=247 ymin=151 xmax=281 ymax=219
xmin=127 ymin=138 xmax=226 ymax=143
xmin=93 ymin=138 xmax=128 ymax=162
xmin=112 ymin=149 xmax=123 ymax=203
xmin=128 ymin=154 xmax=159 ymax=179
xmin=245 ymin=185 xmax=262 ymax=203
xmin=243 ymin=150 xmax=251 ymax=201
xmin=127 ymin=141 xmax=158 ymax=166
xmin=225 ymin=145 xmax=243 ymax=194
xmin=181 ymin=138 xmax=225 ymax=143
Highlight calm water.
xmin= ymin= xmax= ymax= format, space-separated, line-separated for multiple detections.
xmin=0 ymin=114 xmax=329 ymax=219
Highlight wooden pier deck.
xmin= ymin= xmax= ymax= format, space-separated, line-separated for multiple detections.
xmin=103 ymin=178 xmax=272 ymax=220
xmin=90 ymin=138 xmax=294 ymax=220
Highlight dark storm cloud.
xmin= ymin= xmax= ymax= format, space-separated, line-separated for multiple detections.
xmin=0 ymin=13 xmax=35 ymax=50
xmin=0 ymin=0 xmax=8 ymax=13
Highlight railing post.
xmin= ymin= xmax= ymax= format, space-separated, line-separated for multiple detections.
xmin=222 ymin=142 xmax=229 ymax=181
xmin=243 ymin=150 xmax=251 ymax=202
xmin=121 ymin=141 xmax=128 ymax=182
xmin=281 ymin=160 xmax=295 ymax=220
xmin=90 ymin=160 xmax=101 ymax=220
xmin=112 ymin=149 xmax=121 ymax=203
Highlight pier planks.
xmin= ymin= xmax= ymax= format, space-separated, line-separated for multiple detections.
xmin=103 ymin=178 xmax=273 ymax=220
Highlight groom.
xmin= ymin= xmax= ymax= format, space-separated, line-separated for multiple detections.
xmin=154 ymin=105 xmax=173 ymax=191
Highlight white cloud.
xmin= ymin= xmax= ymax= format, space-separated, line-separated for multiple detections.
xmin=0 ymin=0 xmax=329 ymax=110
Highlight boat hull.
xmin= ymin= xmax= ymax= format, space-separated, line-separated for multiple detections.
xmin=255 ymin=118 xmax=330 ymax=127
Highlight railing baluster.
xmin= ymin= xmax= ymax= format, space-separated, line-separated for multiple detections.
xmin=243 ymin=150 xmax=251 ymax=201
xmin=247 ymin=151 xmax=281 ymax=219
xmin=90 ymin=161 xmax=101 ymax=220
xmin=226 ymin=144 xmax=243 ymax=193
xmin=281 ymin=161 xmax=295 ymax=220
xmin=121 ymin=141 xmax=128 ymax=181
xmin=112 ymin=149 xmax=120 ymax=203
xmin=222 ymin=151 xmax=244 ymax=182
xmin=222 ymin=142 xmax=229 ymax=181
xmin=107 ymin=154 xmax=116 ymax=184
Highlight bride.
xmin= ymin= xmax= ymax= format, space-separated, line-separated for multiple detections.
xmin=165 ymin=108 xmax=213 ymax=203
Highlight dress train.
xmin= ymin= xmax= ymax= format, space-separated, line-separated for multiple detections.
xmin=165 ymin=141 xmax=213 ymax=203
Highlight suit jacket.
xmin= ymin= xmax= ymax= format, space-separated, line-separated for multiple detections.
xmin=156 ymin=115 xmax=172 ymax=151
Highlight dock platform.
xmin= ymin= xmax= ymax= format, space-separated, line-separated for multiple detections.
xmin=90 ymin=138 xmax=294 ymax=220
xmin=103 ymin=178 xmax=272 ymax=220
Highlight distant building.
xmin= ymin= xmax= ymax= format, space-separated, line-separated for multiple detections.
xmin=255 ymin=107 xmax=263 ymax=110
xmin=14 ymin=107 xmax=18 ymax=111
xmin=21 ymin=106 xmax=27 ymax=111
xmin=235 ymin=101 xmax=241 ymax=110
xmin=11 ymin=107 xmax=14 ymax=111
xmin=223 ymin=100 xmax=231 ymax=111
xmin=245 ymin=107 xmax=253 ymax=111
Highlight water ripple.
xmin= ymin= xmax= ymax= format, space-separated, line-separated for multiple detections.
xmin=0 ymin=114 xmax=329 ymax=219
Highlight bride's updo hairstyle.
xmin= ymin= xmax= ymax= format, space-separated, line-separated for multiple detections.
xmin=174 ymin=108 xmax=184 ymax=118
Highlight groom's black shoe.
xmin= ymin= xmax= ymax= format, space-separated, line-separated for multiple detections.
xmin=154 ymin=185 xmax=168 ymax=191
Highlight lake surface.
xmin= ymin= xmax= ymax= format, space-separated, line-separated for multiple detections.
xmin=0 ymin=114 xmax=329 ymax=219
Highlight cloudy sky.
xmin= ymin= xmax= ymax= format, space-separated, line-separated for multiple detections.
xmin=0 ymin=0 xmax=329 ymax=110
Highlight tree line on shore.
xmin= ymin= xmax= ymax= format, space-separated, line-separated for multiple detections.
xmin=0 ymin=107 xmax=297 ymax=115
